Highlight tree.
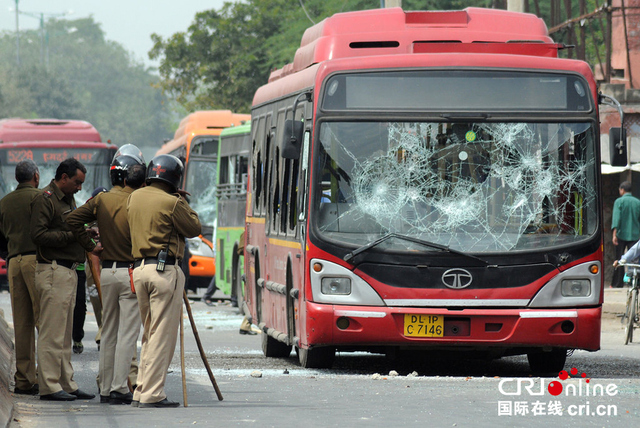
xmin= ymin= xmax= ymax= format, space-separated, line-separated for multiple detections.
xmin=150 ymin=0 xmax=606 ymax=112
xmin=0 ymin=17 xmax=174 ymax=151
xmin=150 ymin=1 xmax=288 ymax=112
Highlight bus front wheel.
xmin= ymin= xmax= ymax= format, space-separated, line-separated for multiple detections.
xmin=297 ymin=346 xmax=335 ymax=369
xmin=527 ymin=349 xmax=567 ymax=375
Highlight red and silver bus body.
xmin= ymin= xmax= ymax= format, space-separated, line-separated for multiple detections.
xmin=244 ymin=8 xmax=615 ymax=372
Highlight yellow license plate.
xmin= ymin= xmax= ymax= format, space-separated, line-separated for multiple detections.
xmin=404 ymin=314 xmax=444 ymax=337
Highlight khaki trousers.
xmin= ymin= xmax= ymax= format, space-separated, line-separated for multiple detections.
xmin=98 ymin=264 xmax=141 ymax=396
xmin=132 ymin=262 xmax=184 ymax=404
xmin=35 ymin=262 xmax=78 ymax=395
xmin=8 ymin=254 xmax=39 ymax=389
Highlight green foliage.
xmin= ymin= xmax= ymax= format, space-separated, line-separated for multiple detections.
xmin=0 ymin=17 xmax=173 ymax=150
xmin=150 ymin=0 xmax=607 ymax=112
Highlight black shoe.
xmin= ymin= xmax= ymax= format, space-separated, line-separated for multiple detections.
xmin=100 ymin=395 xmax=110 ymax=403
xmin=131 ymin=400 xmax=139 ymax=408
xmin=70 ymin=389 xmax=95 ymax=400
xmin=14 ymin=384 xmax=39 ymax=395
xmin=73 ymin=341 xmax=84 ymax=354
xmin=239 ymin=329 xmax=257 ymax=335
xmin=139 ymin=398 xmax=180 ymax=408
xmin=109 ymin=391 xmax=133 ymax=405
xmin=40 ymin=390 xmax=76 ymax=401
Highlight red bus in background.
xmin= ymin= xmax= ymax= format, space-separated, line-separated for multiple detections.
xmin=0 ymin=118 xmax=116 ymax=290
xmin=243 ymin=7 xmax=625 ymax=373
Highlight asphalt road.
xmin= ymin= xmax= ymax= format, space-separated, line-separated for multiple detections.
xmin=2 ymin=288 xmax=640 ymax=428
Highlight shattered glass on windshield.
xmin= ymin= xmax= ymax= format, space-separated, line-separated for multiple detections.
xmin=315 ymin=121 xmax=597 ymax=252
xmin=186 ymin=159 xmax=217 ymax=228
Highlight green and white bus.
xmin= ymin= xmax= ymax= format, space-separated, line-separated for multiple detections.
xmin=215 ymin=123 xmax=251 ymax=306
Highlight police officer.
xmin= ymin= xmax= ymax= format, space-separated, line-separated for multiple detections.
xmin=67 ymin=144 xmax=147 ymax=405
xmin=30 ymin=158 xmax=97 ymax=401
xmin=0 ymin=160 xmax=41 ymax=395
xmin=127 ymin=154 xmax=201 ymax=408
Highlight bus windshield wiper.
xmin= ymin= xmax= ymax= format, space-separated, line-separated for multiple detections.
xmin=343 ymin=232 xmax=488 ymax=265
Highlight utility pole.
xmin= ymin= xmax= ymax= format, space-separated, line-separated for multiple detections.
xmin=16 ymin=9 xmax=72 ymax=69
xmin=507 ymin=0 xmax=525 ymax=12
xmin=15 ymin=0 xmax=20 ymax=66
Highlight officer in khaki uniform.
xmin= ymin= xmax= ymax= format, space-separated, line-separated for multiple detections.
xmin=0 ymin=160 xmax=41 ymax=395
xmin=67 ymin=144 xmax=146 ymax=405
xmin=30 ymin=158 xmax=97 ymax=401
xmin=127 ymin=154 xmax=201 ymax=408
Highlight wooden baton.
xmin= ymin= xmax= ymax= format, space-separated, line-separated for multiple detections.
xmin=182 ymin=289 xmax=223 ymax=401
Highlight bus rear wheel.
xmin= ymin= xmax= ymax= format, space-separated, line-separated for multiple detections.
xmin=296 ymin=346 xmax=335 ymax=369
xmin=527 ymin=349 xmax=566 ymax=375
xmin=261 ymin=332 xmax=292 ymax=358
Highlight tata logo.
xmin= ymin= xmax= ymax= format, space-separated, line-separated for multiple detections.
xmin=442 ymin=268 xmax=473 ymax=289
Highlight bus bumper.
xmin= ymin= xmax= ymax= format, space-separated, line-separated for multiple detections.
xmin=303 ymin=302 xmax=601 ymax=352
xmin=188 ymin=255 xmax=215 ymax=277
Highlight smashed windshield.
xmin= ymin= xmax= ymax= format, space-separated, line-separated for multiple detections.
xmin=314 ymin=121 xmax=597 ymax=253
xmin=185 ymin=159 xmax=217 ymax=228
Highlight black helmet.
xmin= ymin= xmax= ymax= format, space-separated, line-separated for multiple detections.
xmin=146 ymin=154 xmax=183 ymax=191
xmin=111 ymin=144 xmax=145 ymax=186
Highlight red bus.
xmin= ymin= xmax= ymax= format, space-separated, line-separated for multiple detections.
xmin=243 ymin=7 xmax=625 ymax=372
xmin=0 ymin=118 xmax=116 ymax=289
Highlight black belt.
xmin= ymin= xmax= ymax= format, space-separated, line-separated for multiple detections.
xmin=7 ymin=251 xmax=36 ymax=261
xmin=102 ymin=260 xmax=133 ymax=269
xmin=133 ymin=257 xmax=178 ymax=268
xmin=39 ymin=259 xmax=78 ymax=269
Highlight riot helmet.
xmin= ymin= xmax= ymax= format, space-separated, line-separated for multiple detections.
xmin=110 ymin=144 xmax=146 ymax=186
xmin=146 ymin=154 xmax=183 ymax=191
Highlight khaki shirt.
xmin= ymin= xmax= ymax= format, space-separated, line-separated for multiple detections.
xmin=127 ymin=182 xmax=201 ymax=260
xmin=0 ymin=183 xmax=40 ymax=259
xmin=30 ymin=180 xmax=85 ymax=263
xmin=67 ymin=185 xmax=135 ymax=262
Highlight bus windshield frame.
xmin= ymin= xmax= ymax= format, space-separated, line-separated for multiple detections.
xmin=311 ymin=118 xmax=599 ymax=255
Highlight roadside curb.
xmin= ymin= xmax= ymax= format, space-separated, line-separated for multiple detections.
xmin=0 ymin=308 xmax=14 ymax=428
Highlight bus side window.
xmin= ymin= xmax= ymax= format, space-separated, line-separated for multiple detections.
xmin=264 ymin=130 xmax=272 ymax=218
xmin=281 ymin=157 xmax=291 ymax=234
xmin=239 ymin=156 xmax=249 ymax=189
xmin=270 ymin=147 xmax=281 ymax=234
xmin=253 ymin=142 xmax=262 ymax=215
xmin=288 ymin=158 xmax=300 ymax=235
xmin=219 ymin=156 xmax=229 ymax=185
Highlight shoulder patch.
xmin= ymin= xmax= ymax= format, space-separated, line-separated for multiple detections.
xmin=43 ymin=190 xmax=52 ymax=197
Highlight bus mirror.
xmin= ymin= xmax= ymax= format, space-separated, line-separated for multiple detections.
xmin=281 ymin=120 xmax=303 ymax=159
xmin=609 ymin=127 xmax=627 ymax=167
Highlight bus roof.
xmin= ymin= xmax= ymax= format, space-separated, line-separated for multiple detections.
xmin=157 ymin=110 xmax=250 ymax=156
xmin=267 ymin=7 xmax=555 ymax=84
xmin=0 ymin=118 xmax=102 ymax=143
xmin=220 ymin=123 xmax=251 ymax=138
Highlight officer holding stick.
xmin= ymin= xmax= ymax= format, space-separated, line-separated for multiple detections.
xmin=127 ymin=154 xmax=201 ymax=408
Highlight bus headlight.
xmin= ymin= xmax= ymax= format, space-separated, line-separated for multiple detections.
xmin=309 ymin=258 xmax=384 ymax=306
xmin=529 ymin=261 xmax=600 ymax=308
xmin=561 ymin=279 xmax=591 ymax=297
xmin=321 ymin=277 xmax=351 ymax=295
xmin=186 ymin=237 xmax=215 ymax=258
